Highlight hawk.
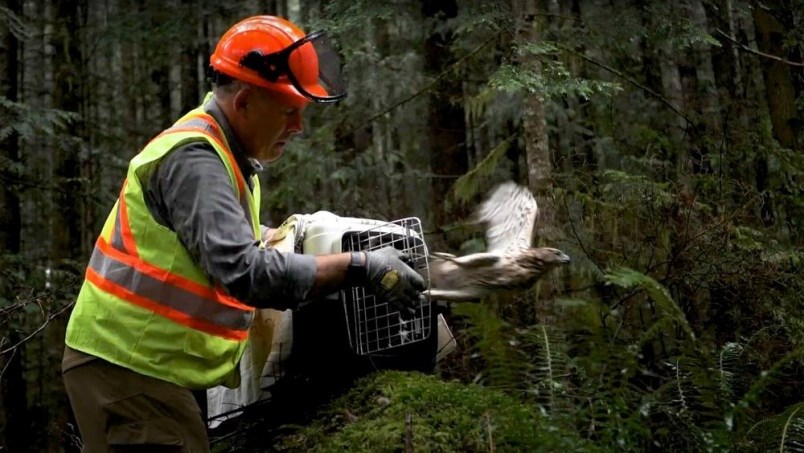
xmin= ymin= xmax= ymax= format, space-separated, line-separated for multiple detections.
xmin=425 ymin=182 xmax=570 ymax=302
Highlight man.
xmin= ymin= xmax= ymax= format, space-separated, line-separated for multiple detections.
xmin=62 ymin=15 xmax=425 ymax=452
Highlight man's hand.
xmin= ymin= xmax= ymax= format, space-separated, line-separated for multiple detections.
xmin=362 ymin=247 xmax=426 ymax=318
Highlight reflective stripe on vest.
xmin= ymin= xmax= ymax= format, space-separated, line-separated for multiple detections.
xmin=88 ymin=112 xmax=256 ymax=341
xmin=110 ymin=179 xmax=139 ymax=256
xmin=86 ymin=238 xmax=252 ymax=340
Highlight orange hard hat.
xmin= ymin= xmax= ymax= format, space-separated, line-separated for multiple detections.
xmin=210 ymin=15 xmax=346 ymax=107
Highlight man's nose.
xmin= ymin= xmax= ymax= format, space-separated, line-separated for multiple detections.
xmin=287 ymin=110 xmax=303 ymax=134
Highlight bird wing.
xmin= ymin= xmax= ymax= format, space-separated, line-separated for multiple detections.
xmin=475 ymin=181 xmax=538 ymax=254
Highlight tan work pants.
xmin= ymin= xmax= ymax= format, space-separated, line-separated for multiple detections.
xmin=63 ymin=358 xmax=209 ymax=453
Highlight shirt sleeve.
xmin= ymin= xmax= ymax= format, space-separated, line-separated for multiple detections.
xmin=145 ymin=141 xmax=317 ymax=309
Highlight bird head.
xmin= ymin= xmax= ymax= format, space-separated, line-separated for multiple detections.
xmin=520 ymin=247 xmax=571 ymax=269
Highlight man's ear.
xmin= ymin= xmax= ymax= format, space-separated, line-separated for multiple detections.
xmin=232 ymin=86 xmax=251 ymax=114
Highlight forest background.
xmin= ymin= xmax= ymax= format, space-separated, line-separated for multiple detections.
xmin=1 ymin=0 xmax=802 ymax=451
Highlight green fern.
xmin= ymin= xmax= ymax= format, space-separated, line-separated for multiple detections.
xmin=737 ymin=347 xmax=804 ymax=415
xmin=780 ymin=405 xmax=804 ymax=453
xmin=717 ymin=342 xmax=750 ymax=406
xmin=453 ymin=302 xmax=527 ymax=393
xmin=519 ymin=324 xmax=572 ymax=416
xmin=647 ymin=356 xmax=729 ymax=451
xmin=744 ymin=402 xmax=804 ymax=452
xmin=604 ymin=267 xmax=694 ymax=341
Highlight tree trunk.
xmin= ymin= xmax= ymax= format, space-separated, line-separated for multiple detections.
xmin=515 ymin=0 xmax=561 ymax=325
xmin=422 ymin=0 xmax=467 ymax=244
xmin=51 ymin=0 xmax=88 ymax=262
xmin=704 ymin=0 xmax=743 ymax=193
xmin=753 ymin=3 xmax=799 ymax=151
xmin=751 ymin=4 xmax=797 ymax=226
xmin=636 ymin=0 xmax=663 ymax=94
xmin=0 ymin=3 xmax=29 ymax=450
xmin=181 ymin=2 xmax=202 ymax=112
xmin=516 ymin=0 xmax=551 ymax=225
xmin=681 ymin=0 xmax=719 ymax=177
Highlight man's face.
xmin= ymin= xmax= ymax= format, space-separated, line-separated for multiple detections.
xmin=238 ymin=87 xmax=305 ymax=163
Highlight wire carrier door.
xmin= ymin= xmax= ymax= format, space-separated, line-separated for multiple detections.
xmin=303 ymin=215 xmax=432 ymax=356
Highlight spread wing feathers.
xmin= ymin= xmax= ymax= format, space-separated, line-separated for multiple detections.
xmin=474 ymin=182 xmax=538 ymax=254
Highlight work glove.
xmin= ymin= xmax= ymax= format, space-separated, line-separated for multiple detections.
xmin=360 ymin=247 xmax=426 ymax=319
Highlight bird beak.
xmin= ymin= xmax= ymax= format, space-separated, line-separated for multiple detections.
xmin=558 ymin=252 xmax=571 ymax=263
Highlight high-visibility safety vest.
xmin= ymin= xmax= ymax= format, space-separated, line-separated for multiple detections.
xmin=66 ymin=98 xmax=260 ymax=389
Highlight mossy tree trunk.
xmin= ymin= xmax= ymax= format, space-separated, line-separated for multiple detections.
xmin=517 ymin=0 xmax=551 ymax=201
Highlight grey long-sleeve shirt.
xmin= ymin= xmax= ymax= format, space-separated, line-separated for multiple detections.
xmin=143 ymin=97 xmax=317 ymax=310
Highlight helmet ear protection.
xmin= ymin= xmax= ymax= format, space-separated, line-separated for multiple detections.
xmin=210 ymin=16 xmax=346 ymax=105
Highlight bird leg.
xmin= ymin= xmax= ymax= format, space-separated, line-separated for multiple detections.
xmin=423 ymin=289 xmax=481 ymax=302
xmin=429 ymin=252 xmax=457 ymax=260
xmin=450 ymin=253 xmax=500 ymax=268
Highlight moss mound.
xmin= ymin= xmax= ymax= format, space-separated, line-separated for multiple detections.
xmin=272 ymin=371 xmax=597 ymax=452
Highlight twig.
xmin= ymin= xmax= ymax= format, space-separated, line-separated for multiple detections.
xmin=715 ymin=28 xmax=804 ymax=67
xmin=355 ymin=35 xmax=498 ymax=131
xmin=405 ymin=411 xmax=414 ymax=453
xmin=0 ymin=347 xmax=17 ymax=379
xmin=0 ymin=301 xmax=74 ymax=355
xmin=561 ymin=194 xmax=604 ymax=274
xmin=557 ymin=44 xmax=693 ymax=125
xmin=485 ymin=411 xmax=496 ymax=453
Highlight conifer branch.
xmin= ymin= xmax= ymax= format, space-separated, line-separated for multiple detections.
xmin=715 ymin=28 xmax=804 ymax=67
xmin=356 ymin=35 xmax=498 ymax=130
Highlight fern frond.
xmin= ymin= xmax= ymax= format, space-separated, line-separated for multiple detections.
xmin=604 ymin=267 xmax=694 ymax=341
xmin=738 ymin=347 xmax=804 ymax=413
xmin=744 ymin=402 xmax=804 ymax=453
xmin=453 ymin=302 xmax=526 ymax=393
xmin=717 ymin=342 xmax=750 ymax=404
xmin=648 ymin=357 xmax=725 ymax=451
xmin=637 ymin=316 xmax=675 ymax=348
xmin=519 ymin=324 xmax=572 ymax=415
xmin=781 ymin=405 xmax=804 ymax=453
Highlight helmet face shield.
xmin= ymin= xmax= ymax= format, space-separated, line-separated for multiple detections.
xmin=239 ymin=30 xmax=347 ymax=103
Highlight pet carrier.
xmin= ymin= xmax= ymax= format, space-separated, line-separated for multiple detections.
xmin=301 ymin=213 xmax=432 ymax=356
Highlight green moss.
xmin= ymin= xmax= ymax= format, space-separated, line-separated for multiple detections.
xmin=275 ymin=371 xmax=597 ymax=452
